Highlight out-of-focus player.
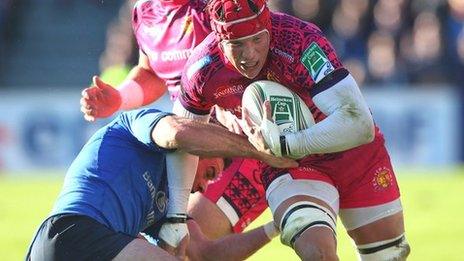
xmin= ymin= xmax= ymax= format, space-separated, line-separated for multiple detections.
xmin=80 ymin=0 xmax=279 ymax=240
xmin=174 ymin=0 xmax=411 ymax=260
xmin=26 ymin=108 xmax=294 ymax=260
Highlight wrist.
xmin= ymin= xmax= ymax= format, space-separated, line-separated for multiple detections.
xmin=165 ymin=213 xmax=188 ymax=223
xmin=263 ymin=221 xmax=279 ymax=240
xmin=117 ymin=79 xmax=144 ymax=110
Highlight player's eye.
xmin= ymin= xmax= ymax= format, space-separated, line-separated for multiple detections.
xmin=205 ymin=167 xmax=217 ymax=180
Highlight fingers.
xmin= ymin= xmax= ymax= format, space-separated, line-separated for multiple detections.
xmin=175 ymin=235 xmax=189 ymax=260
xmin=241 ymin=107 xmax=255 ymax=135
xmin=93 ymin=75 xmax=112 ymax=90
xmin=265 ymin=155 xmax=299 ymax=168
xmin=158 ymin=239 xmax=176 ymax=255
xmin=262 ymin=100 xmax=273 ymax=121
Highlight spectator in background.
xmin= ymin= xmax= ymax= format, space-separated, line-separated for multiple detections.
xmin=98 ymin=0 xmax=138 ymax=86
xmin=328 ymin=0 xmax=369 ymax=85
xmin=443 ymin=0 xmax=464 ymax=83
xmin=402 ymin=11 xmax=447 ymax=84
xmin=367 ymin=30 xmax=407 ymax=85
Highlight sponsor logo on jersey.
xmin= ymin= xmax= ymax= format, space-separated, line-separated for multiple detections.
xmin=301 ymin=42 xmax=334 ymax=84
xmin=272 ymin=48 xmax=294 ymax=63
xmin=270 ymin=95 xmax=295 ymax=133
xmin=143 ymin=171 xmax=157 ymax=226
xmin=146 ymin=49 xmax=193 ymax=62
xmin=187 ymin=55 xmax=212 ymax=79
xmin=372 ymin=167 xmax=393 ymax=191
xmin=213 ymin=84 xmax=245 ymax=99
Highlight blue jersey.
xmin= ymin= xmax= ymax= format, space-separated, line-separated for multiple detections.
xmin=51 ymin=109 xmax=173 ymax=236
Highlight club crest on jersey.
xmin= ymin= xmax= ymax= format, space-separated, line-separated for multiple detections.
xmin=180 ymin=15 xmax=194 ymax=38
xmin=270 ymin=96 xmax=295 ymax=133
xmin=372 ymin=167 xmax=393 ymax=191
xmin=156 ymin=191 xmax=167 ymax=213
xmin=301 ymin=42 xmax=335 ymax=84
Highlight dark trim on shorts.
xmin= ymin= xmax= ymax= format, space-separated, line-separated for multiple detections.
xmin=25 ymin=214 xmax=135 ymax=261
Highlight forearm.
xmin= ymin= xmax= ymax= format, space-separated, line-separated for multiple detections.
xmin=118 ymin=65 xmax=167 ymax=109
xmin=196 ymin=225 xmax=274 ymax=261
xmin=174 ymin=118 xmax=264 ymax=160
xmin=165 ymin=151 xmax=198 ymax=215
xmin=285 ymin=73 xmax=374 ymax=156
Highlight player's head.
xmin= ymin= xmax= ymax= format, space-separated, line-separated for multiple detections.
xmin=192 ymin=157 xmax=225 ymax=193
xmin=208 ymin=0 xmax=271 ymax=79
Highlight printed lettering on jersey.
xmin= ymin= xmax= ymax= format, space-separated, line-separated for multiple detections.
xmin=213 ymin=84 xmax=245 ymax=99
xmin=187 ymin=55 xmax=212 ymax=79
xmin=301 ymin=42 xmax=335 ymax=84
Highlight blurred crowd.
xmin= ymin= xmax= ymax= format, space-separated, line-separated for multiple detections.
xmin=0 ymin=0 xmax=13 ymax=41
xmin=16 ymin=0 xmax=455 ymax=89
xmin=269 ymin=0 xmax=464 ymax=87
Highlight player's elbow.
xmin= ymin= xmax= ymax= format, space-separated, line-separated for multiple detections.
xmin=357 ymin=112 xmax=375 ymax=145
xmin=151 ymin=115 xmax=187 ymax=149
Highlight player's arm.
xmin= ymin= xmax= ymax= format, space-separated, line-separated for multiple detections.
xmin=80 ymin=51 xmax=167 ymax=121
xmin=186 ymin=219 xmax=279 ymax=261
xmin=279 ymin=68 xmax=374 ymax=158
xmin=153 ymin=114 xmax=298 ymax=168
xmin=274 ymin=34 xmax=374 ymax=158
xmin=149 ymin=111 xmax=297 ymax=249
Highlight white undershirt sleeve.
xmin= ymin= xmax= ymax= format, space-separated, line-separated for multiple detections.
xmin=165 ymin=99 xmax=210 ymax=216
xmin=285 ymin=73 xmax=375 ymax=157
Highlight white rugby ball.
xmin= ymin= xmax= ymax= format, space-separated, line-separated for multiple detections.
xmin=242 ymin=80 xmax=315 ymax=135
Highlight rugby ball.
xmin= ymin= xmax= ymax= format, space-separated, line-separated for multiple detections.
xmin=242 ymin=80 xmax=315 ymax=144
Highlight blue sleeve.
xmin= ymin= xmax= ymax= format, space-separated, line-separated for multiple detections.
xmin=120 ymin=108 xmax=176 ymax=152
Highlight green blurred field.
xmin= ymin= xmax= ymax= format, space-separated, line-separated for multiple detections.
xmin=1 ymin=169 xmax=463 ymax=260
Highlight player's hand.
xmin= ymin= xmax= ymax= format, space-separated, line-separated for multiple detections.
xmin=159 ymin=234 xmax=189 ymax=260
xmin=243 ymin=102 xmax=297 ymax=169
xmin=214 ymin=105 xmax=243 ymax=134
xmin=159 ymin=222 xmax=189 ymax=248
xmin=80 ymin=76 xmax=121 ymax=122
xmin=242 ymin=101 xmax=281 ymax=156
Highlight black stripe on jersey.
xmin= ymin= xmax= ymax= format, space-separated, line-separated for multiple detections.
xmin=310 ymin=68 xmax=349 ymax=98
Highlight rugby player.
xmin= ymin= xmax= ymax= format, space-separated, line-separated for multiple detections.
xmin=80 ymin=0 xmax=280 ymax=240
xmin=174 ymin=0 xmax=411 ymax=260
xmin=26 ymin=108 xmax=295 ymax=260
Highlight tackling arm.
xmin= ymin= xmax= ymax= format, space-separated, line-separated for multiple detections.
xmin=152 ymin=115 xmax=297 ymax=168
xmin=187 ymin=219 xmax=278 ymax=261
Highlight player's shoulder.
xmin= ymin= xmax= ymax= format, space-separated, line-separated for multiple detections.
xmin=270 ymin=12 xmax=328 ymax=57
xmin=190 ymin=0 xmax=211 ymax=10
xmin=183 ymin=33 xmax=223 ymax=85
xmin=132 ymin=0 xmax=166 ymax=31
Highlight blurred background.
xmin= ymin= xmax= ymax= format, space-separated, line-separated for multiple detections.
xmin=0 ymin=0 xmax=463 ymax=260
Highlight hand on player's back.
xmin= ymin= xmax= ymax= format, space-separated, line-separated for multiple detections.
xmin=80 ymin=76 xmax=121 ymax=122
